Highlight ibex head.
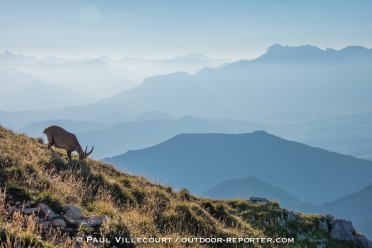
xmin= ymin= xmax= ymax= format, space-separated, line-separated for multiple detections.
xmin=79 ymin=145 xmax=94 ymax=161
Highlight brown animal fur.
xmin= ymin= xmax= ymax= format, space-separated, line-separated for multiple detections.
xmin=43 ymin=125 xmax=94 ymax=161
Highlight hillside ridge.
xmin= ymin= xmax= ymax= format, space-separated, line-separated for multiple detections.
xmin=1 ymin=125 xmax=371 ymax=247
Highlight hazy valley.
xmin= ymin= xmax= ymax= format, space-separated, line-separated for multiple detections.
xmin=1 ymin=44 xmax=372 ymax=244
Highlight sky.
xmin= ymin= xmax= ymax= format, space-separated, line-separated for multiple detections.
xmin=1 ymin=0 xmax=372 ymax=60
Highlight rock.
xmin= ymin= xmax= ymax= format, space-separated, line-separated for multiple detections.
xmin=76 ymin=231 xmax=85 ymax=238
xmin=319 ymin=220 xmax=328 ymax=232
xmin=354 ymin=235 xmax=372 ymax=248
xmin=6 ymin=206 xmax=17 ymax=214
xmin=287 ymin=211 xmax=296 ymax=222
xmin=0 ymin=193 xmax=6 ymax=199
xmin=41 ymin=221 xmax=52 ymax=229
xmin=87 ymin=217 xmax=101 ymax=227
xmin=277 ymin=218 xmax=286 ymax=227
xmin=249 ymin=196 xmax=269 ymax=204
xmin=63 ymin=204 xmax=83 ymax=220
xmin=87 ymin=215 xmax=109 ymax=223
xmin=329 ymin=219 xmax=356 ymax=242
xmin=319 ymin=214 xmax=335 ymax=222
xmin=77 ymin=220 xmax=89 ymax=227
xmin=37 ymin=203 xmax=56 ymax=219
xmin=297 ymin=233 xmax=305 ymax=241
xmin=52 ymin=218 xmax=66 ymax=228
xmin=23 ymin=207 xmax=40 ymax=215
xmin=15 ymin=201 xmax=21 ymax=205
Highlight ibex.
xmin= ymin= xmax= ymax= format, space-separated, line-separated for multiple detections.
xmin=43 ymin=125 xmax=94 ymax=161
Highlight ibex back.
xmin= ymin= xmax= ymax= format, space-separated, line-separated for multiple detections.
xmin=43 ymin=125 xmax=94 ymax=161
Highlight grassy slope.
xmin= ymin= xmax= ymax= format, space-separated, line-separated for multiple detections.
xmin=0 ymin=125 xmax=360 ymax=247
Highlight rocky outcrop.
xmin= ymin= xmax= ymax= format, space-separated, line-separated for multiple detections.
xmin=277 ymin=210 xmax=372 ymax=248
xmin=1 ymin=192 xmax=110 ymax=247
xmin=329 ymin=218 xmax=372 ymax=248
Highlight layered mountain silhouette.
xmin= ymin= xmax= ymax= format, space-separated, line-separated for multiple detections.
xmin=193 ymin=45 xmax=372 ymax=116
xmin=30 ymin=59 xmax=140 ymax=98
xmin=79 ymin=115 xmax=268 ymax=158
xmin=0 ymin=81 xmax=98 ymax=111
xmin=0 ymin=68 xmax=43 ymax=98
xmin=0 ymin=104 xmax=134 ymax=128
xmin=98 ymin=72 xmax=228 ymax=117
xmin=20 ymin=119 xmax=112 ymax=138
xmin=0 ymin=51 xmax=37 ymax=70
xmin=99 ymin=53 xmax=233 ymax=77
xmin=201 ymin=176 xmax=319 ymax=212
xmin=103 ymin=131 xmax=372 ymax=204
xmin=94 ymin=44 xmax=372 ymax=121
xmin=297 ymin=112 xmax=372 ymax=160
xmin=131 ymin=111 xmax=177 ymax=122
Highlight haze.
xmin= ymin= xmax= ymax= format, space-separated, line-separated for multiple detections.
xmin=1 ymin=0 xmax=372 ymax=59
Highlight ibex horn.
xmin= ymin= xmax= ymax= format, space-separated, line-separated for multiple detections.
xmin=86 ymin=146 xmax=94 ymax=156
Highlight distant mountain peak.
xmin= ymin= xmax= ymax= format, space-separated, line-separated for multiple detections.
xmin=174 ymin=53 xmax=210 ymax=60
xmin=266 ymin=44 xmax=324 ymax=54
xmin=4 ymin=51 xmax=13 ymax=56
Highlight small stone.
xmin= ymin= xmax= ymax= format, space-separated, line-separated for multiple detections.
xmin=249 ymin=196 xmax=269 ymax=204
xmin=15 ymin=201 xmax=21 ymax=205
xmin=23 ymin=207 xmax=40 ymax=215
xmin=41 ymin=221 xmax=52 ymax=229
xmin=76 ymin=231 xmax=85 ymax=238
xmin=8 ymin=195 xmax=13 ymax=199
xmin=87 ymin=215 xmax=109 ymax=223
xmin=0 ymin=193 xmax=6 ymax=199
xmin=6 ymin=206 xmax=17 ymax=214
xmin=37 ymin=203 xmax=56 ymax=219
xmin=77 ymin=220 xmax=89 ymax=227
xmin=63 ymin=204 xmax=83 ymax=220
xmin=87 ymin=217 xmax=101 ymax=227
xmin=52 ymin=218 xmax=66 ymax=228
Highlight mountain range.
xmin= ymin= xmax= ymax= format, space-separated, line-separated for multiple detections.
xmin=103 ymin=131 xmax=372 ymax=205
xmin=77 ymin=115 xmax=268 ymax=159
xmin=97 ymin=72 xmax=228 ymax=117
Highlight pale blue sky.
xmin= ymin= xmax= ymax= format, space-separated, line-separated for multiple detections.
xmin=1 ymin=0 xmax=371 ymax=59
